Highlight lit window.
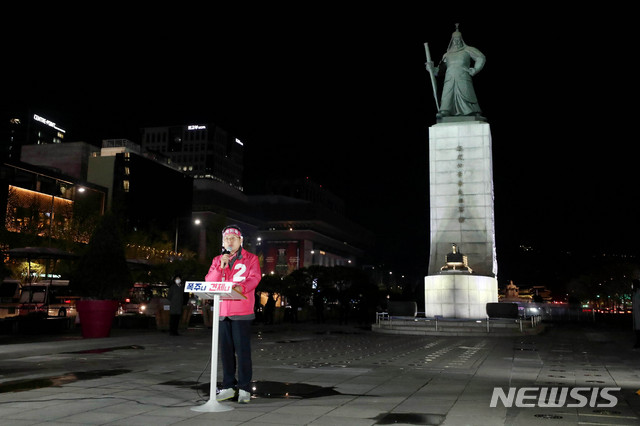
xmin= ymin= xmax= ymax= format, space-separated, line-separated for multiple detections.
xmin=123 ymin=180 xmax=130 ymax=192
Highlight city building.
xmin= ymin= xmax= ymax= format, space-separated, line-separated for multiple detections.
xmin=140 ymin=123 xmax=244 ymax=190
xmin=1 ymin=112 xmax=67 ymax=162
xmin=21 ymin=141 xmax=100 ymax=181
xmin=191 ymin=178 xmax=261 ymax=261
xmin=192 ymin=177 xmax=374 ymax=271
xmin=0 ymin=160 xmax=107 ymax=245
xmin=498 ymin=281 xmax=553 ymax=303
xmin=250 ymin=178 xmax=374 ymax=275
xmin=7 ymin=114 xmax=373 ymax=275
xmin=87 ymin=139 xmax=193 ymax=240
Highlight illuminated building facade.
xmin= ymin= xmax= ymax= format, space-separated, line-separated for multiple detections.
xmin=0 ymin=161 xmax=106 ymax=244
xmin=141 ymin=124 xmax=243 ymax=190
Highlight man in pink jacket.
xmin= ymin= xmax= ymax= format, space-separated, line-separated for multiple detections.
xmin=205 ymin=225 xmax=261 ymax=404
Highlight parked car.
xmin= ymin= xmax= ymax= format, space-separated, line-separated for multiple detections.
xmin=118 ymin=283 xmax=169 ymax=316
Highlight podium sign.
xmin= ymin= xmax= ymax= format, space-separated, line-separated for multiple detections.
xmin=184 ymin=281 xmax=246 ymax=412
xmin=184 ymin=281 xmax=246 ymax=300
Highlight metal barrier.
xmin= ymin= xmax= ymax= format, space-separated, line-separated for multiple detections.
xmin=376 ymin=311 xmax=542 ymax=333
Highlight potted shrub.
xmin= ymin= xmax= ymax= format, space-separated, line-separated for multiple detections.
xmin=70 ymin=213 xmax=132 ymax=338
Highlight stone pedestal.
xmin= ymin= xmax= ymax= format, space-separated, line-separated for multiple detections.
xmin=424 ymin=118 xmax=498 ymax=319
xmin=427 ymin=120 xmax=497 ymax=277
xmin=424 ymin=274 xmax=498 ymax=319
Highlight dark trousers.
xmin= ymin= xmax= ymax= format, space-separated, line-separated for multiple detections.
xmin=169 ymin=314 xmax=181 ymax=334
xmin=219 ymin=318 xmax=253 ymax=391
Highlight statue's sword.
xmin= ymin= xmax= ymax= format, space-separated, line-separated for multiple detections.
xmin=423 ymin=42 xmax=440 ymax=111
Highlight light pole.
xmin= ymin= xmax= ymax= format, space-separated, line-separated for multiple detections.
xmin=174 ymin=217 xmax=201 ymax=253
xmin=195 ymin=219 xmax=206 ymax=262
xmin=48 ymin=185 xmax=56 ymax=247
xmin=174 ymin=219 xmax=179 ymax=253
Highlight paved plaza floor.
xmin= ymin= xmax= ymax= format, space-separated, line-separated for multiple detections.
xmin=0 ymin=320 xmax=639 ymax=425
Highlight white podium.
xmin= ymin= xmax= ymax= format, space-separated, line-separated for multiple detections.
xmin=184 ymin=281 xmax=246 ymax=412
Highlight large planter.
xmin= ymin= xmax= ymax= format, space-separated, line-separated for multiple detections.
xmin=76 ymin=300 xmax=118 ymax=339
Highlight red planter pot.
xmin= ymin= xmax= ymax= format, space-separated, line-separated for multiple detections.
xmin=76 ymin=300 xmax=118 ymax=339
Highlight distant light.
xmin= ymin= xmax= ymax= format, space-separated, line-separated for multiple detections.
xmin=77 ymin=187 xmax=85 ymax=193
xmin=194 ymin=219 xmax=201 ymax=225
xmin=257 ymin=237 xmax=262 ymax=241
xmin=235 ymin=138 xmax=244 ymax=146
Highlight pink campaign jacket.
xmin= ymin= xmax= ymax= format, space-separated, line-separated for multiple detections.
xmin=205 ymin=248 xmax=261 ymax=317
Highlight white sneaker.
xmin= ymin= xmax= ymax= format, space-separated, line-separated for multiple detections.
xmin=216 ymin=388 xmax=236 ymax=401
xmin=238 ymin=389 xmax=251 ymax=403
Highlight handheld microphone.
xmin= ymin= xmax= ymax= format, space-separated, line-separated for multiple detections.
xmin=221 ymin=246 xmax=231 ymax=269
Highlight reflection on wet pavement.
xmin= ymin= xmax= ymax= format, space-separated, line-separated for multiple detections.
xmin=374 ymin=413 xmax=446 ymax=425
xmin=0 ymin=369 xmax=131 ymax=393
xmin=161 ymin=379 xmax=367 ymax=399
xmin=63 ymin=345 xmax=144 ymax=354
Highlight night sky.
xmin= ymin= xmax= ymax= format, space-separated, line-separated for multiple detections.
xmin=4 ymin=5 xmax=638 ymax=289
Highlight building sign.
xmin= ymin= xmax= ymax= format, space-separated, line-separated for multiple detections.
xmin=33 ymin=114 xmax=66 ymax=133
xmin=187 ymin=125 xmax=206 ymax=130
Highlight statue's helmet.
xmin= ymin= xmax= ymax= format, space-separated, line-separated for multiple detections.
xmin=447 ymin=23 xmax=466 ymax=51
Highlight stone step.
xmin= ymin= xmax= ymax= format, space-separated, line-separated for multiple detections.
xmin=372 ymin=318 xmax=545 ymax=336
